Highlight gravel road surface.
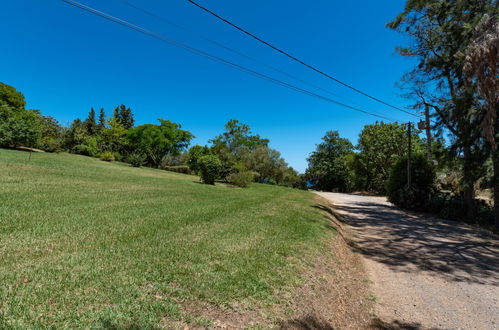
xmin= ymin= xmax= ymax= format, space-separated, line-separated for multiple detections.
xmin=316 ymin=192 xmax=499 ymax=330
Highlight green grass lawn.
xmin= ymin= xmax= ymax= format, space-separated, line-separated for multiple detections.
xmin=0 ymin=149 xmax=335 ymax=328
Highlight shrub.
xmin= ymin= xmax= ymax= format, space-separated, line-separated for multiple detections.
xmin=228 ymin=171 xmax=257 ymax=188
xmin=99 ymin=151 xmax=115 ymax=162
xmin=74 ymin=136 xmax=99 ymax=157
xmin=127 ymin=153 xmax=146 ymax=167
xmin=162 ymin=165 xmax=191 ymax=174
xmin=187 ymin=145 xmax=212 ymax=172
xmin=198 ymin=155 xmax=222 ymax=185
xmin=426 ymin=191 xmax=494 ymax=227
xmin=386 ymin=154 xmax=435 ymax=210
xmin=40 ymin=136 xmax=62 ymax=153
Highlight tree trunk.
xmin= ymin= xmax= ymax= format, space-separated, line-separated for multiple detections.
xmin=463 ymin=146 xmax=477 ymax=219
xmin=493 ymin=150 xmax=499 ymax=230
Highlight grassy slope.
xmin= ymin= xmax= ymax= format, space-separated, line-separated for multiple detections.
xmin=0 ymin=149 xmax=335 ymax=328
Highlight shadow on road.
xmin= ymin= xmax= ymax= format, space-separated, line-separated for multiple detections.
xmin=315 ymin=200 xmax=499 ymax=286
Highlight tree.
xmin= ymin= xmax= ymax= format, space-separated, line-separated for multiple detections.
xmin=210 ymin=119 xmax=270 ymax=180
xmin=387 ymin=154 xmax=436 ymax=210
xmin=462 ymin=14 xmax=499 ymax=229
xmin=187 ymin=145 xmax=212 ymax=172
xmin=0 ymin=82 xmax=26 ymax=109
xmin=306 ymin=131 xmax=354 ymax=192
xmin=101 ymin=117 xmax=128 ymax=156
xmin=387 ymin=0 xmax=496 ymax=217
xmin=98 ymin=108 xmax=106 ymax=130
xmin=36 ymin=113 xmax=64 ymax=152
xmin=0 ymin=105 xmax=42 ymax=148
xmin=210 ymin=119 xmax=269 ymax=156
xmin=113 ymin=104 xmax=134 ymax=129
xmin=356 ymin=122 xmax=422 ymax=193
xmin=241 ymin=145 xmax=288 ymax=184
xmin=84 ymin=108 xmax=98 ymax=135
xmin=127 ymin=119 xmax=193 ymax=167
xmin=0 ymin=83 xmax=42 ymax=148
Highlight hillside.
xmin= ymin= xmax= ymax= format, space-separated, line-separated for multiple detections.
xmin=0 ymin=149 xmax=370 ymax=328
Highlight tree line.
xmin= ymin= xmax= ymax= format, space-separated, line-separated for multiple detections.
xmin=0 ymin=82 xmax=305 ymax=189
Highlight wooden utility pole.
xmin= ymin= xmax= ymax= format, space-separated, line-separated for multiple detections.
xmin=407 ymin=122 xmax=412 ymax=188
xmin=424 ymin=103 xmax=432 ymax=161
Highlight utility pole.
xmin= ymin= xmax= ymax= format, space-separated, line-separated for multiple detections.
xmin=424 ymin=103 xmax=432 ymax=161
xmin=407 ymin=122 xmax=412 ymax=188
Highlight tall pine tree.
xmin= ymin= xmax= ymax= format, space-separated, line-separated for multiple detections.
xmin=113 ymin=104 xmax=134 ymax=129
xmin=98 ymin=108 xmax=106 ymax=130
xmin=84 ymin=108 xmax=97 ymax=135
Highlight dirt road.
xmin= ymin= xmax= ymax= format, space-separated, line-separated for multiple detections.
xmin=316 ymin=192 xmax=499 ymax=330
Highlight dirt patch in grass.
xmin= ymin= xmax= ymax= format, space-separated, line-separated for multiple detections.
xmin=280 ymin=215 xmax=373 ymax=329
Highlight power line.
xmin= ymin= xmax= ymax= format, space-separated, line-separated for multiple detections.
xmin=61 ymin=0 xmax=397 ymax=122
xmin=187 ymin=0 xmax=422 ymax=120
xmin=116 ymin=0 xmax=372 ymax=110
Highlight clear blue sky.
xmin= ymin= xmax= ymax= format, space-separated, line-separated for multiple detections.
xmin=1 ymin=0 xmax=418 ymax=172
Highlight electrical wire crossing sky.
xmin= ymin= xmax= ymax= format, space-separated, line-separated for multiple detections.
xmin=0 ymin=0 xmax=420 ymax=172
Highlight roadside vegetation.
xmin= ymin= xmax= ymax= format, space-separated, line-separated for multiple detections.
xmin=306 ymin=1 xmax=498 ymax=231
xmin=0 ymin=149 xmax=354 ymax=328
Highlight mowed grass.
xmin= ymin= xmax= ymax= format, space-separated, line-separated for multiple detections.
xmin=0 ymin=149 xmax=334 ymax=328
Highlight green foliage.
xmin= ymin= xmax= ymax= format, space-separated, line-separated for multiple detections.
xmin=162 ymin=165 xmax=191 ymax=174
xmin=100 ymin=117 xmax=128 ymax=155
xmin=241 ymin=145 xmax=289 ymax=184
xmin=210 ymin=119 xmax=269 ymax=154
xmin=228 ymin=171 xmax=257 ymax=188
xmin=306 ymin=131 xmax=354 ymax=192
xmin=84 ymin=108 xmax=98 ymax=135
xmin=356 ymin=122 xmax=422 ymax=193
xmin=160 ymin=152 xmax=189 ymax=168
xmin=113 ymin=104 xmax=134 ymax=129
xmin=37 ymin=114 xmax=64 ymax=152
xmin=198 ymin=154 xmax=222 ymax=185
xmin=98 ymin=108 xmax=106 ymax=130
xmin=426 ymin=191 xmax=494 ymax=227
xmin=187 ymin=145 xmax=212 ymax=172
xmin=388 ymin=0 xmax=497 ymax=222
xmin=74 ymin=136 xmax=100 ymax=157
xmin=0 ymin=82 xmax=26 ymax=109
xmin=127 ymin=119 xmax=193 ymax=168
xmin=127 ymin=153 xmax=146 ymax=167
xmin=99 ymin=151 xmax=115 ymax=162
xmin=0 ymin=105 xmax=42 ymax=148
xmin=387 ymin=154 xmax=436 ymax=210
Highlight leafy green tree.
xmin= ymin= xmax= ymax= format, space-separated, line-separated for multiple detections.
xmin=356 ymin=122 xmax=422 ymax=193
xmin=187 ymin=145 xmax=212 ymax=172
xmin=387 ymin=0 xmax=496 ymax=217
xmin=387 ymin=154 xmax=436 ymax=210
xmin=241 ymin=145 xmax=288 ymax=184
xmin=0 ymin=105 xmax=42 ymax=148
xmin=0 ymin=82 xmax=26 ymax=109
xmin=63 ymin=118 xmax=87 ymax=152
xmin=37 ymin=113 xmax=64 ymax=152
xmin=100 ymin=117 xmax=128 ymax=157
xmin=127 ymin=119 xmax=193 ymax=167
xmin=0 ymin=83 xmax=41 ymax=148
xmin=210 ymin=119 xmax=269 ymax=156
xmin=306 ymin=131 xmax=355 ymax=192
